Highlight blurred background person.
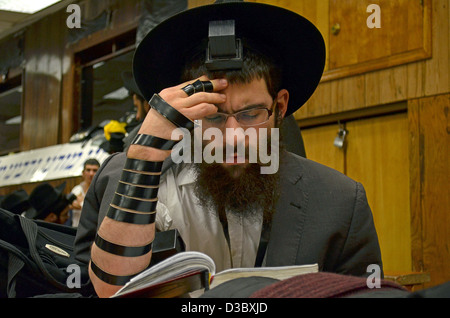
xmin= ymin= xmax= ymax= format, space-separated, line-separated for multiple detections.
xmin=25 ymin=182 xmax=76 ymax=224
xmin=68 ymin=159 xmax=100 ymax=227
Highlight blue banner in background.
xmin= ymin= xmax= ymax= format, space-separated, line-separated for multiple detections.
xmin=0 ymin=141 xmax=109 ymax=187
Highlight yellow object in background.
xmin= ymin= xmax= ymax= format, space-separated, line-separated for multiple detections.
xmin=103 ymin=120 xmax=127 ymax=141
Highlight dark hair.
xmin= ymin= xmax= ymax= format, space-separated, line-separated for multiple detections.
xmin=181 ymin=45 xmax=282 ymax=100
xmin=83 ymin=158 xmax=100 ymax=169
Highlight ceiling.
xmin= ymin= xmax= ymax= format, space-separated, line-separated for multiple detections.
xmin=0 ymin=10 xmax=29 ymax=35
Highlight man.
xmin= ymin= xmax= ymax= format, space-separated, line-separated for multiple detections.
xmin=69 ymin=159 xmax=100 ymax=227
xmin=75 ymin=2 xmax=382 ymax=297
xmin=26 ymin=182 xmax=73 ymax=224
xmin=121 ymin=71 xmax=150 ymax=125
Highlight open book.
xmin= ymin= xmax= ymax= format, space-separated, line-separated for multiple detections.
xmin=112 ymin=251 xmax=318 ymax=298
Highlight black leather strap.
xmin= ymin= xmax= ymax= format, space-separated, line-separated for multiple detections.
xmin=124 ymin=158 xmax=163 ymax=173
xmin=182 ymin=80 xmax=214 ymax=96
xmin=111 ymin=193 xmax=157 ymax=213
xmin=117 ymin=182 xmax=159 ymax=200
xmin=192 ymin=80 xmax=214 ymax=93
xmin=131 ymin=134 xmax=179 ymax=150
xmin=94 ymin=234 xmax=153 ymax=258
xmin=107 ymin=206 xmax=156 ymax=225
xmin=149 ymin=94 xmax=195 ymax=131
xmin=90 ymin=261 xmax=139 ymax=286
xmin=120 ymin=170 xmax=161 ymax=187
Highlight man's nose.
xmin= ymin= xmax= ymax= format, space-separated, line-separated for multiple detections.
xmin=223 ymin=117 xmax=248 ymax=147
xmin=224 ymin=115 xmax=240 ymax=129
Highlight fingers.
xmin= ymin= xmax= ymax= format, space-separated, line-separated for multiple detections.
xmin=159 ymin=77 xmax=228 ymax=121
xmin=177 ymin=78 xmax=228 ymax=97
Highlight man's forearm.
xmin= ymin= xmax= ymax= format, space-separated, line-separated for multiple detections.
xmin=89 ymin=110 xmax=175 ymax=297
xmin=88 ymin=79 xmax=226 ymax=297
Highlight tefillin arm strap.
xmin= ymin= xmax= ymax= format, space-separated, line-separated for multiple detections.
xmin=91 ymin=133 xmax=182 ymax=286
xmin=92 ymin=19 xmax=245 ymax=284
xmin=149 ymin=94 xmax=195 ymax=131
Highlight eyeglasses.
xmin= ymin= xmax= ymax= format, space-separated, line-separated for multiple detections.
xmin=201 ymin=102 xmax=275 ymax=128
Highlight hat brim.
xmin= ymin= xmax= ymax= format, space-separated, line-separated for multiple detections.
xmin=133 ymin=2 xmax=325 ymax=117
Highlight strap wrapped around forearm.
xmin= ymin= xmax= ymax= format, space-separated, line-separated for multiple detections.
xmin=124 ymin=158 xmax=163 ymax=173
xmin=90 ymin=260 xmax=140 ymax=286
xmin=111 ymin=194 xmax=157 ymax=213
xmin=94 ymin=234 xmax=153 ymax=257
xmin=106 ymin=157 xmax=162 ymax=225
xmin=117 ymin=182 xmax=158 ymax=200
xmin=107 ymin=206 xmax=156 ymax=224
xmin=120 ymin=170 xmax=161 ymax=187
xmin=149 ymin=94 xmax=195 ymax=130
xmin=131 ymin=134 xmax=179 ymax=150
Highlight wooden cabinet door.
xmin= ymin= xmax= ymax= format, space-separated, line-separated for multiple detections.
xmin=345 ymin=113 xmax=411 ymax=271
xmin=326 ymin=0 xmax=431 ymax=81
xmin=302 ymin=113 xmax=411 ymax=271
xmin=301 ymin=124 xmax=345 ymax=173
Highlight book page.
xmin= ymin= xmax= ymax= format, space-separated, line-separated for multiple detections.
xmin=113 ymin=251 xmax=216 ymax=297
xmin=210 ymin=263 xmax=318 ymax=289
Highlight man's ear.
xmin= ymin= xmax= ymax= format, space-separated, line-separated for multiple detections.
xmin=276 ymin=89 xmax=289 ymax=119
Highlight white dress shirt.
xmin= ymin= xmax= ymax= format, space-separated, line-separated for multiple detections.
xmin=155 ymin=163 xmax=263 ymax=272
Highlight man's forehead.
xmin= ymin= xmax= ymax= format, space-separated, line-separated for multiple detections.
xmin=84 ymin=164 xmax=99 ymax=170
xmin=215 ymin=77 xmax=273 ymax=112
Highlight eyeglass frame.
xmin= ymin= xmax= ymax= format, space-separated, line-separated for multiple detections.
xmin=200 ymin=100 xmax=277 ymax=128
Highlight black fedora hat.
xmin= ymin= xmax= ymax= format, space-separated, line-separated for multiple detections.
xmin=1 ymin=189 xmax=31 ymax=215
xmin=133 ymin=1 xmax=325 ymax=117
xmin=25 ymin=182 xmax=66 ymax=220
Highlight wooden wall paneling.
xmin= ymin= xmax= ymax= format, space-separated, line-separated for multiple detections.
xmin=247 ymin=0 xmax=330 ymax=70
xmin=409 ymin=93 xmax=450 ymax=288
xmin=330 ymin=75 xmax=365 ymax=113
xmin=62 ymin=0 xmax=141 ymax=142
xmin=61 ymin=49 xmax=77 ymax=143
xmin=295 ymin=81 xmax=332 ymax=120
xmin=364 ymin=65 xmax=408 ymax=107
xmin=345 ymin=113 xmax=411 ymax=272
xmin=325 ymin=0 xmax=431 ymax=82
xmin=408 ymin=98 xmax=424 ymax=282
xmin=301 ymin=123 xmax=345 ymax=174
xmin=22 ymin=12 xmax=66 ymax=150
xmin=424 ymin=0 xmax=450 ymax=96
xmin=406 ymin=61 xmax=425 ymax=100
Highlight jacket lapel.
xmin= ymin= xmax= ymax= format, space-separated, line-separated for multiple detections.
xmin=265 ymin=152 xmax=308 ymax=266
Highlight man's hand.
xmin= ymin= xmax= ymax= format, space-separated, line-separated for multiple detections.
xmin=140 ymin=76 xmax=227 ymax=137
xmin=128 ymin=76 xmax=228 ymax=160
xmin=69 ymin=194 xmax=83 ymax=210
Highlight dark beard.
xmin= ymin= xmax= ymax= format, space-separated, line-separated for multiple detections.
xmin=192 ymin=162 xmax=280 ymax=225
xmin=191 ymin=112 xmax=284 ymax=225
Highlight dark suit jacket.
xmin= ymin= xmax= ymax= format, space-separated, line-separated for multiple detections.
xmin=74 ymin=151 xmax=383 ymax=277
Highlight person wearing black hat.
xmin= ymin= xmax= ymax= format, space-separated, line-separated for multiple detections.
xmin=0 ymin=189 xmax=32 ymax=215
xmin=121 ymin=71 xmax=149 ymax=124
xmin=78 ymin=2 xmax=382 ymax=297
xmin=26 ymin=182 xmax=75 ymax=224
